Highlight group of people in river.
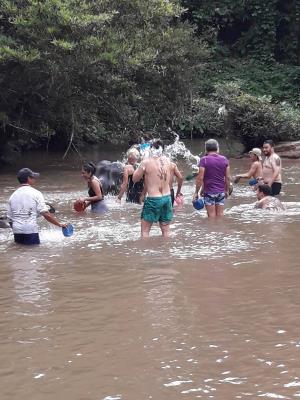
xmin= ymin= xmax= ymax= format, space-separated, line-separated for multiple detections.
xmin=4 ymin=137 xmax=284 ymax=244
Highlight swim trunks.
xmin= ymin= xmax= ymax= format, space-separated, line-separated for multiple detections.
xmin=204 ymin=192 xmax=225 ymax=206
xmin=141 ymin=195 xmax=173 ymax=224
xmin=271 ymin=182 xmax=282 ymax=196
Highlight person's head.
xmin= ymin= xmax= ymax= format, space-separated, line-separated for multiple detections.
xmin=249 ymin=148 xmax=262 ymax=162
xmin=82 ymin=161 xmax=96 ymax=180
xmin=150 ymin=139 xmax=164 ymax=157
xmin=17 ymin=168 xmax=40 ymax=185
xmin=205 ymin=139 xmax=219 ymax=153
xmin=127 ymin=148 xmax=140 ymax=165
xmin=256 ymin=184 xmax=272 ymax=200
xmin=262 ymin=140 xmax=275 ymax=156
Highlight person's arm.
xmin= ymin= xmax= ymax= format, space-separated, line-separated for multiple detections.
xmin=225 ymin=165 xmax=231 ymax=196
xmin=173 ymin=164 xmax=183 ymax=197
xmin=84 ymin=179 xmax=103 ymax=203
xmin=193 ymin=167 xmax=205 ymax=200
xmin=117 ymin=166 xmax=130 ymax=201
xmin=41 ymin=211 xmax=67 ymax=228
xmin=133 ymin=161 xmax=146 ymax=183
xmin=235 ymin=162 xmax=258 ymax=181
xmin=254 ymin=198 xmax=264 ymax=209
xmin=6 ymin=201 xmax=12 ymax=222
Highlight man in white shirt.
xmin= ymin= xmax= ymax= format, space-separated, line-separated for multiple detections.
xmin=262 ymin=140 xmax=282 ymax=195
xmin=7 ymin=168 xmax=67 ymax=245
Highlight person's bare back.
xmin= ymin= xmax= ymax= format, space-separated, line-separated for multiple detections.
xmin=140 ymin=155 xmax=172 ymax=197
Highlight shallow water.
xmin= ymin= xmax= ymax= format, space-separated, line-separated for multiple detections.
xmin=1 ymin=142 xmax=300 ymax=400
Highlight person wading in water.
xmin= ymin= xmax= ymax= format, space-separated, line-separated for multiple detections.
xmin=193 ymin=139 xmax=231 ymax=218
xmin=132 ymin=139 xmax=173 ymax=238
xmin=234 ymin=148 xmax=263 ymax=184
xmin=117 ymin=148 xmax=144 ymax=204
xmin=79 ymin=162 xmax=108 ymax=213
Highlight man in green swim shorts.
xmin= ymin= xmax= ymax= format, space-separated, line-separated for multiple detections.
xmin=133 ymin=140 xmax=173 ymax=238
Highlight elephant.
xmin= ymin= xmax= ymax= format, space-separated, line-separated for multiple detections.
xmin=95 ymin=160 xmax=124 ymax=195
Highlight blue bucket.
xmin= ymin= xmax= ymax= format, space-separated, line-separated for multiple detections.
xmin=193 ymin=198 xmax=205 ymax=210
xmin=249 ymin=178 xmax=258 ymax=186
xmin=62 ymin=224 xmax=74 ymax=237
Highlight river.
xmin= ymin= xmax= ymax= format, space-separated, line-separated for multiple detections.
xmin=1 ymin=140 xmax=300 ymax=400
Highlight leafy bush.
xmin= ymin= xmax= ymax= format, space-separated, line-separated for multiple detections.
xmin=177 ymin=82 xmax=300 ymax=148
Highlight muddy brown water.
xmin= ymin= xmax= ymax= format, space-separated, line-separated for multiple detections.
xmin=1 ymin=141 xmax=300 ymax=400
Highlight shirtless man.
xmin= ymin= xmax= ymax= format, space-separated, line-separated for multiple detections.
xmin=234 ymin=148 xmax=263 ymax=183
xmin=255 ymin=184 xmax=285 ymax=211
xmin=262 ymin=140 xmax=282 ymax=195
xmin=169 ymin=161 xmax=183 ymax=206
xmin=117 ymin=148 xmax=144 ymax=204
xmin=132 ymin=139 xmax=173 ymax=238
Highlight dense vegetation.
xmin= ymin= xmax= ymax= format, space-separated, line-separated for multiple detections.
xmin=0 ymin=0 xmax=299 ymax=161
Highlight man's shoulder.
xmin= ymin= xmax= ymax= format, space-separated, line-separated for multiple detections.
xmin=272 ymin=153 xmax=281 ymax=161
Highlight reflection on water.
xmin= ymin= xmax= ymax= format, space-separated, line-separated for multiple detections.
xmin=1 ymin=143 xmax=300 ymax=400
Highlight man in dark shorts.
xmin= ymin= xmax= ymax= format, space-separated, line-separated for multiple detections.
xmin=7 ymin=168 xmax=68 ymax=245
xmin=193 ymin=139 xmax=231 ymax=217
xmin=132 ymin=140 xmax=173 ymax=238
xmin=262 ymin=140 xmax=282 ymax=196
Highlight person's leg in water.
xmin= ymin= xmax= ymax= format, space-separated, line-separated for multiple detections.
xmin=215 ymin=204 xmax=224 ymax=216
xmin=215 ymin=193 xmax=225 ymax=216
xmin=205 ymin=204 xmax=216 ymax=217
xmin=159 ymin=222 xmax=170 ymax=238
xmin=141 ymin=219 xmax=152 ymax=238
xmin=204 ymin=194 xmax=216 ymax=217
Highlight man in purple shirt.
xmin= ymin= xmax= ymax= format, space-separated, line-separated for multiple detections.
xmin=193 ymin=139 xmax=231 ymax=217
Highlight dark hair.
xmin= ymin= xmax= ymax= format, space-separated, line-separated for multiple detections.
xmin=263 ymin=139 xmax=275 ymax=147
xmin=18 ymin=176 xmax=28 ymax=184
xmin=82 ymin=161 xmax=96 ymax=175
xmin=151 ymin=139 xmax=165 ymax=150
xmin=258 ymin=184 xmax=272 ymax=196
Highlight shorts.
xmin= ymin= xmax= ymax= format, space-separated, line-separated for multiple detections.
xmin=141 ymin=195 xmax=173 ymax=224
xmin=271 ymin=182 xmax=282 ymax=196
xmin=14 ymin=233 xmax=40 ymax=245
xmin=204 ymin=193 xmax=225 ymax=206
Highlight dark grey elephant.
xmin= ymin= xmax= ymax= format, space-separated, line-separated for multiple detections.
xmin=95 ymin=160 xmax=124 ymax=195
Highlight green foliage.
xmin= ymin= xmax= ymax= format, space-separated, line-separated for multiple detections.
xmin=198 ymin=59 xmax=300 ymax=105
xmin=178 ymin=82 xmax=300 ymax=148
xmin=181 ymin=0 xmax=300 ymax=64
xmin=0 ymin=0 xmax=299 ymax=162
xmin=0 ymin=0 xmax=207 ymax=158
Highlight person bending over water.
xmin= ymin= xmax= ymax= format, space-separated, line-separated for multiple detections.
xmin=255 ymin=184 xmax=285 ymax=211
xmin=234 ymin=148 xmax=263 ymax=183
xmin=117 ymin=148 xmax=144 ymax=204
xmin=194 ymin=139 xmax=231 ymax=217
xmin=133 ymin=139 xmax=173 ymax=238
xmin=7 ymin=168 xmax=68 ymax=245
xmin=80 ymin=162 xmax=108 ymax=213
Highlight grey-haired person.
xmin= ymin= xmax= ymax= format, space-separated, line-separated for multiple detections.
xmin=193 ymin=139 xmax=231 ymax=217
